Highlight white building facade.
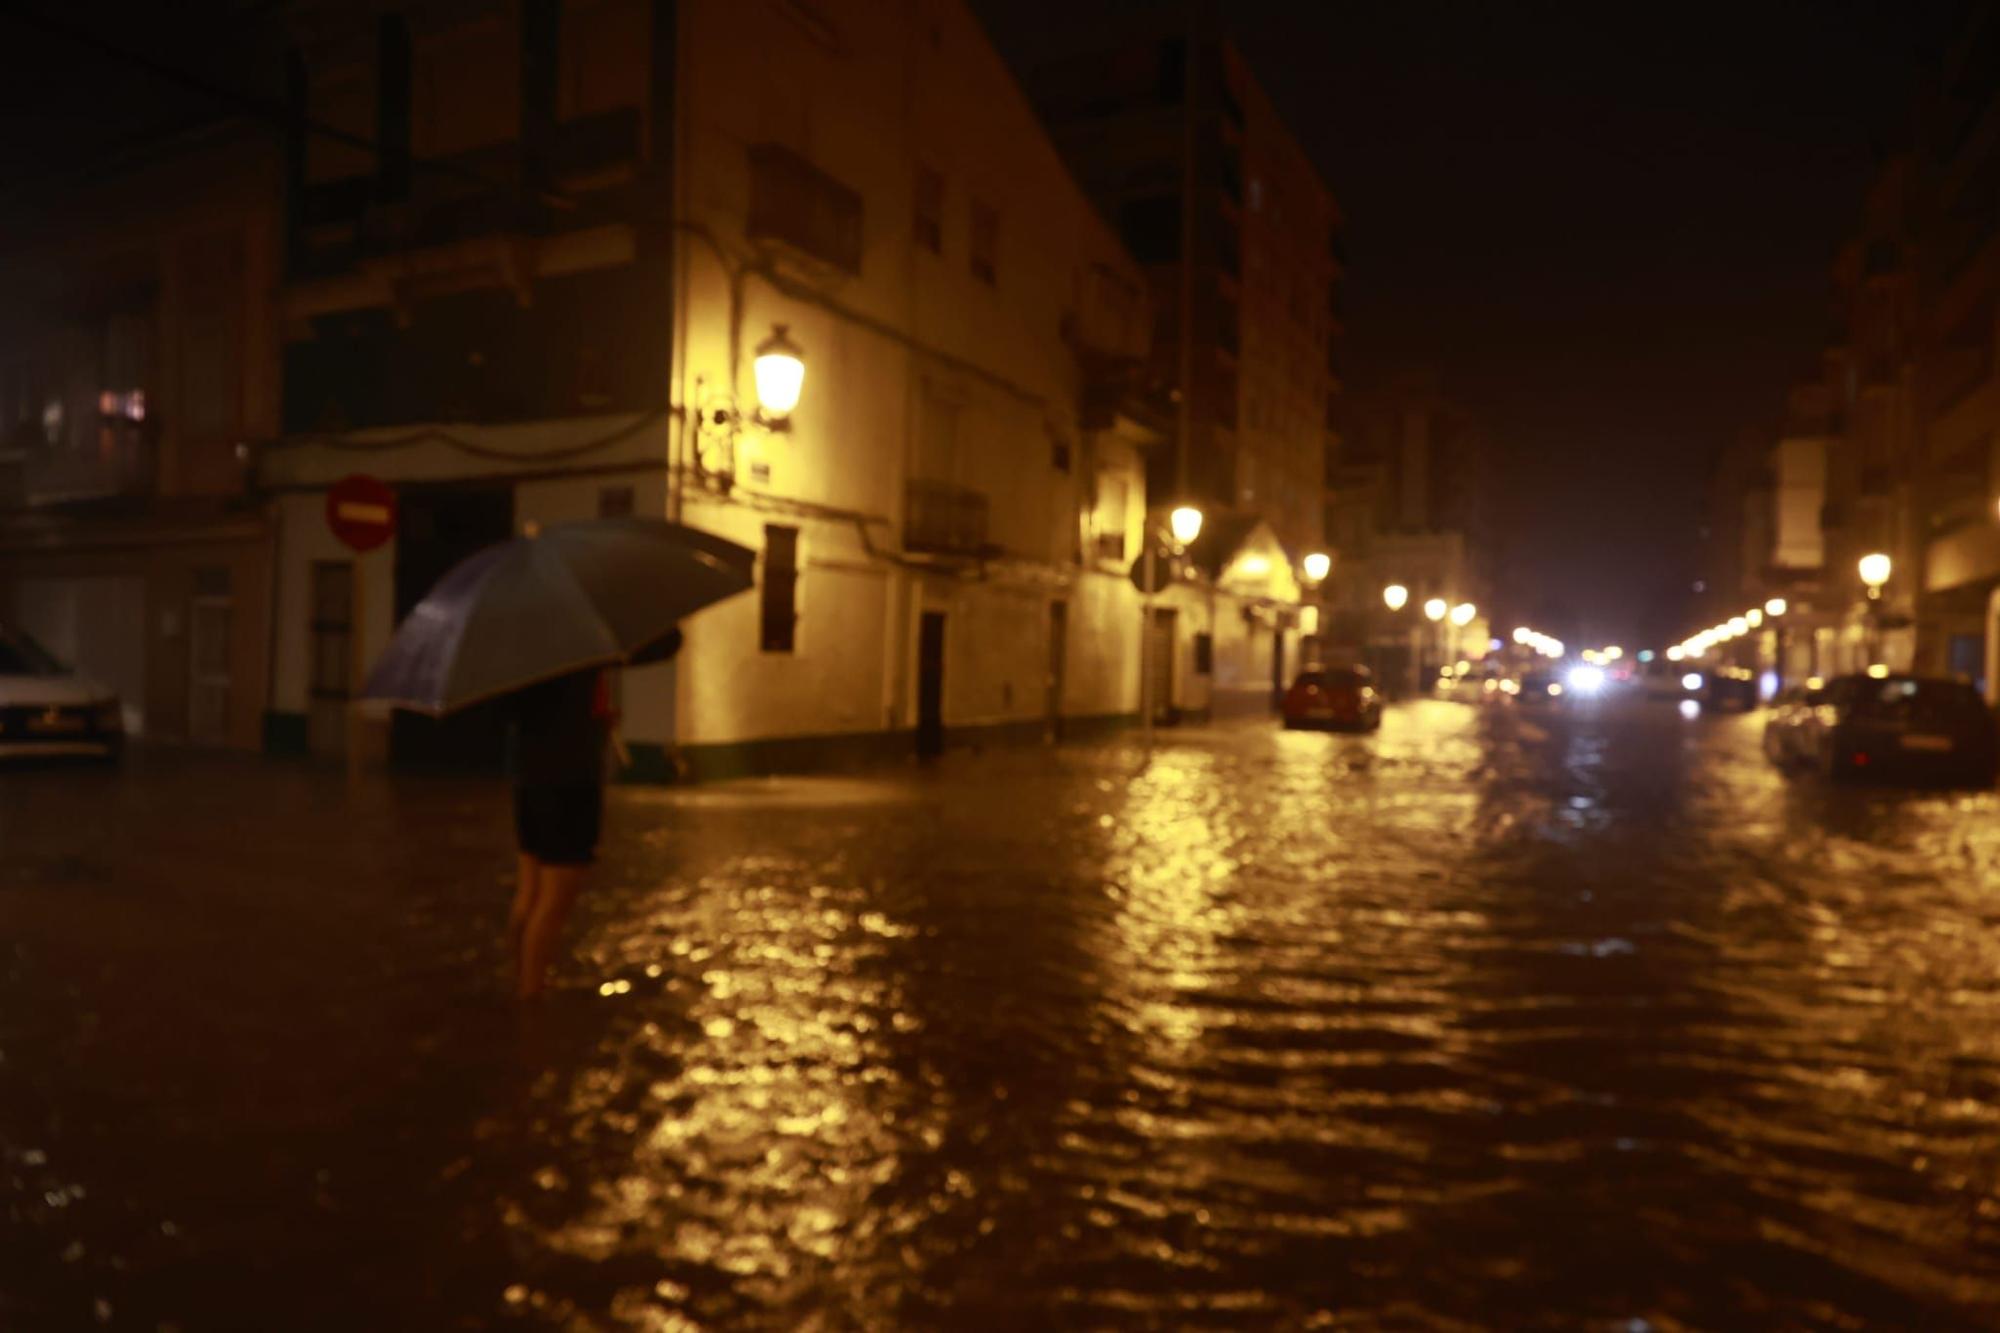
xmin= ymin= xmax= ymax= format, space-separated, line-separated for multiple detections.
xmin=258 ymin=0 xmax=1254 ymax=778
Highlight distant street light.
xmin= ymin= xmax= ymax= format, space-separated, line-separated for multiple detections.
xmin=1746 ymin=608 xmax=1763 ymax=629
xmin=1383 ymin=584 xmax=1409 ymax=612
xmin=1303 ymin=551 xmax=1332 ymax=584
xmin=1449 ymin=602 xmax=1476 ymax=627
xmin=1169 ymin=505 xmax=1204 ymax=547
xmin=1423 ymin=597 xmax=1448 ymax=622
xmin=1728 ymin=616 xmax=1748 ymax=636
xmin=1765 ymin=597 xmax=1787 ymax=617
xmin=1858 ymin=552 xmax=1892 ymax=594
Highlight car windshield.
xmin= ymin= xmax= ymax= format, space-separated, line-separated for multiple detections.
xmin=0 ymin=629 xmax=67 ymax=676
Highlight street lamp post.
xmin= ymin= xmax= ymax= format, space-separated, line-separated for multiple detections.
xmin=1302 ymin=551 xmax=1331 ymax=670
xmin=1423 ymin=597 xmax=1448 ymax=695
xmin=1859 ymin=553 xmax=1891 ymax=669
xmin=1140 ymin=505 xmax=1204 ymax=752
xmin=1765 ymin=596 xmax=1788 ymax=693
xmin=1381 ymin=584 xmax=1411 ymax=698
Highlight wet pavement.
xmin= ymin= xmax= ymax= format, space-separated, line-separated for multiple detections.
xmin=6 ymin=698 xmax=2000 ymax=1330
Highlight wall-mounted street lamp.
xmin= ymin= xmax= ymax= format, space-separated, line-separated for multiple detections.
xmin=1765 ymin=597 xmax=1787 ymax=617
xmin=1449 ymin=602 xmax=1476 ymax=627
xmin=1303 ymin=551 xmax=1332 ymax=585
xmin=1423 ymin=597 xmax=1448 ymax=622
xmin=1383 ymin=583 xmax=1409 ymax=612
xmin=693 ymin=323 xmax=808 ymax=493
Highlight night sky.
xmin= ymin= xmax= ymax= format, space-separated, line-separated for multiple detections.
xmin=980 ymin=0 xmax=1978 ymax=648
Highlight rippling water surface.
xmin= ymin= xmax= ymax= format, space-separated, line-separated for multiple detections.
xmin=6 ymin=700 xmax=2000 ymax=1329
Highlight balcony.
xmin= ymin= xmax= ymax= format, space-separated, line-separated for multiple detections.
xmin=747 ymin=142 xmax=863 ymax=275
xmin=904 ymin=479 xmax=990 ymax=557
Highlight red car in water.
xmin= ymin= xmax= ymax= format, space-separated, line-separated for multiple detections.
xmin=1282 ymin=666 xmax=1383 ymax=732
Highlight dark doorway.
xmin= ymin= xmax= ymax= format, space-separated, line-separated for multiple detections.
xmin=1047 ymin=600 xmax=1068 ymax=741
xmin=917 ymin=611 xmax=946 ymax=757
xmin=391 ymin=484 xmax=515 ymax=771
xmin=1271 ymin=628 xmax=1287 ymax=710
xmin=1147 ymin=607 xmax=1176 ymax=723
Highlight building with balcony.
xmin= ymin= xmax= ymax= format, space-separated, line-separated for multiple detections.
xmin=998 ymin=6 xmax=1343 ymax=566
xmin=0 ymin=123 xmax=283 ymax=748
xmin=258 ymin=0 xmax=1174 ymax=775
xmin=1322 ymin=373 xmax=1496 ymax=688
xmin=1911 ymin=10 xmax=2000 ymax=694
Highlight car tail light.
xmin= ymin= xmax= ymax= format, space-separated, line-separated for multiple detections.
xmin=1852 ymin=752 xmax=1869 ymax=766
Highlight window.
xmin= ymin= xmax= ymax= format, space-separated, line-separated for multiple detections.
xmin=914 ymin=165 xmax=944 ymax=254
xmin=1118 ymin=195 xmax=1179 ymax=263
xmin=1193 ymin=632 xmax=1214 ymax=675
xmin=760 ymin=524 xmax=799 ymax=653
xmin=310 ymin=562 xmax=354 ymax=701
xmin=190 ymin=567 xmax=234 ymax=744
xmin=748 ymin=143 xmax=863 ymax=274
xmin=970 ymin=199 xmax=998 ymax=284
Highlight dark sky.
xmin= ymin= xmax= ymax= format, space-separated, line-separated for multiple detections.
xmin=980 ymin=0 xmax=1979 ymax=647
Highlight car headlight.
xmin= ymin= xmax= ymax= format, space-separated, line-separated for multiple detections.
xmin=95 ymin=701 xmax=124 ymax=731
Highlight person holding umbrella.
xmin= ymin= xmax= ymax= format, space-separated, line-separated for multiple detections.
xmin=361 ymin=518 xmax=753 ymax=999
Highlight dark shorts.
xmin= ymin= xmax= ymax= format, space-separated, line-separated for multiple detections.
xmin=513 ymin=782 xmax=603 ymax=866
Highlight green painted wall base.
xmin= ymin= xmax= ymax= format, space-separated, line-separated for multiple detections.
xmin=263 ymin=711 xmax=309 ymax=757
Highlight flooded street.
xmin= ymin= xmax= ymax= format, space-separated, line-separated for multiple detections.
xmin=7 ymin=699 xmax=2000 ymax=1330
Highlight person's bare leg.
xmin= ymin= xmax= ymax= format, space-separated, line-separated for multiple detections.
xmin=517 ymin=863 xmax=586 ymax=1000
xmin=508 ymin=853 xmax=540 ymax=981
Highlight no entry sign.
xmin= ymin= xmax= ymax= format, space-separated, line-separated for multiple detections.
xmin=325 ymin=475 xmax=397 ymax=552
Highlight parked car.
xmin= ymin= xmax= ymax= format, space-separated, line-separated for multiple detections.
xmin=0 ymin=627 xmax=124 ymax=761
xmin=1282 ymin=666 xmax=1382 ymax=732
xmin=1688 ymin=660 xmax=1768 ymax=704
xmin=1791 ymin=674 xmax=1998 ymax=786
xmin=1762 ymin=681 xmax=1827 ymax=768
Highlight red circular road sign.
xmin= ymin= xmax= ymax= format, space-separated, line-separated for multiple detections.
xmin=325 ymin=474 xmax=397 ymax=552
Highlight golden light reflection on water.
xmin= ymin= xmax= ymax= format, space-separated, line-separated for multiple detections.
xmin=508 ymin=867 xmax=944 ymax=1328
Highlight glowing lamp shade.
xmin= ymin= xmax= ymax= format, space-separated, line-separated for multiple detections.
xmin=1303 ymin=551 xmax=1332 ymax=583
xmin=1384 ymin=584 xmax=1410 ymax=612
xmin=1423 ymin=597 xmax=1449 ymax=622
xmin=752 ymin=324 xmax=806 ymax=417
xmin=1168 ymin=505 xmax=1204 ymax=547
xmin=1746 ymin=608 xmax=1763 ymax=629
xmin=1449 ymin=602 xmax=1476 ymax=627
xmin=1858 ymin=553 xmax=1892 ymax=589
xmin=1765 ymin=597 xmax=1787 ymax=617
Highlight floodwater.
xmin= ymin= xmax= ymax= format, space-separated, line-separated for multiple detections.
xmin=5 ymin=699 xmax=2000 ymax=1330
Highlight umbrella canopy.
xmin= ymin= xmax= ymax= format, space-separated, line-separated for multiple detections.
xmin=360 ymin=518 xmax=755 ymax=716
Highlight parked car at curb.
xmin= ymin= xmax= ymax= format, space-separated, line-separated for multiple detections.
xmin=1763 ymin=681 xmax=1827 ymax=768
xmin=1786 ymin=674 xmax=1997 ymax=786
xmin=1282 ymin=666 xmax=1382 ymax=732
xmin=0 ymin=627 xmax=125 ymax=762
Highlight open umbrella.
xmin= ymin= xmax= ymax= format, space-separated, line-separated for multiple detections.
xmin=360 ymin=517 xmax=755 ymax=716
